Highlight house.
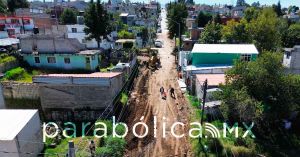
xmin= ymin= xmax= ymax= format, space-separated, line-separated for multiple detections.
xmin=0 ymin=16 xmax=35 ymax=38
xmin=191 ymin=44 xmax=259 ymax=66
xmin=283 ymin=45 xmax=300 ymax=74
xmin=231 ymin=6 xmax=246 ymax=18
xmin=33 ymin=72 xmax=124 ymax=121
xmin=20 ymin=34 xmax=101 ymax=71
xmin=195 ymin=74 xmax=225 ymax=99
xmin=115 ymin=39 xmax=136 ymax=49
xmin=179 ymin=44 xmax=259 ymax=93
xmin=66 ymin=24 xmax=112 ymax=50
xmin=182 ymin=27 xmax=204 ymax=51
xmin=0 ymin=109 xmax=43 ymax=157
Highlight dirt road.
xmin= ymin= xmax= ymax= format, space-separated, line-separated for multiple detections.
xmin=125 ymin=9 xmax=192 ymax=157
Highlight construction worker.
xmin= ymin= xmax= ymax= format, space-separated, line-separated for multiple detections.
xmin=160 ymin=86 xmax=164 ymax=97
xmin=170 ymin=87 xmax=175 ymax=98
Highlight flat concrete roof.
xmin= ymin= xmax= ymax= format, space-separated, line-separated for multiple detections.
xmin=0 ymin=109 xmax=38 ymax=140
xmin=196 ymin=74 xmax=226 ymax=86
xmin=37 ymin=72 xmax=122 ymax=78
xmin=192 ymin=44 xmax=259 ymax=54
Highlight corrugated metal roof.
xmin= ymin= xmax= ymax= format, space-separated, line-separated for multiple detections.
xmin=192 ymin=44 xmax=259 ymax=54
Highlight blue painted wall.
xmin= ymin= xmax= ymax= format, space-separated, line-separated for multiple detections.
xmin=23 ymin=54 xmax=100 ymax=71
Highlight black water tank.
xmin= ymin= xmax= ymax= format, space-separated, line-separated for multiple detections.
xmin=33 ymin=27 xmax=39 ymax=34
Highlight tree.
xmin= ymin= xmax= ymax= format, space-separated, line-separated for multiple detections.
xmin=84 ymin=0 xmax=111 ymax=48
xmin=243 ymin=7 xmax=260 ymax=22
xmin=96 ymin=136 xmax=126 ymax=157
xmin=0 ymin=0 xmax=7 ymax=13
xmin=213 ymin=13 xmax=222 ymax=24
xmin=7 ymin=0 xmax=29 ymax=13
xmin=117 ymin=30 xmax=134 ymax=39
xmin=200 ymin=21 xmax=222 ymax=44
xmin=167 ymin=2 xmax=188 ymax=39
xmin=284 ymin=23 xmax=300 ymax=47
xmin=196 ymin=11 xmax=212 ymax=27
xmin=251 ymin=1 xmax=260 ymax=7
xmin=222 ymin=19 xmax=249 ymax=43
xmin=60 ymin=8 xmax=77 ymax=24
xmin=236 ymin=0 xmax=247 ymax=6
xmin=272 ymin=1 xmax=283 ymax=17
xmin=246 ymin=8 xmax=281 ymax=52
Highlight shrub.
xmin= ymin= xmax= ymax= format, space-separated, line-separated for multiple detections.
xmin=120 ymin=93 xmax=128 ymax=105
xmin=4 ymin=67 xmax=26 ymax=80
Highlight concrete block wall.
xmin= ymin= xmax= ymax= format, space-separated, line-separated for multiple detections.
xmin=1 ymin=82 xmax=40 ymax=99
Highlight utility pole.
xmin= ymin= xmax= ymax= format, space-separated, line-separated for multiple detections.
xmin=200 ymin=79 xmax=208 ymax=125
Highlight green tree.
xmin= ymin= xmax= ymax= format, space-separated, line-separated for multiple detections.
xmin=272 ymin=1 xmax=283 ymax=16
xmin=236 ymin=0 xmax=247 ymax=6
xmin=96 ymin=136 xmax=126 ymax=157
xmin=243 ymin=7 xmax=260 ymax=22
xmin=224 ymin=52 xmax=300 ymax=120
xmin=84 ymin=0 xmax=111 ymax=48
xmin=200 ymin=21 xmax=222 ymax=44
xmin=222 ymin=19 xmax=249 ymax=43
xmin=60 ymin=8 xmax=77 ymax=24
xmin=7 ymin=0 xmax=29 ymax=13
xmin=284 ymin=23 xmax=300 ymax=47
xmin=246 ymin=8 xmax=281 ymax=52
xmin=117 ymin=30 xmax=134 ymax=39
xmin=196 ymin=11 xmax=212 ymax=27
xmin=0 ymin=0 xmax=7 ymax=13
xmin=167 ymin=2 xmax=188 ymax=39
xmin=213 ymin=13 xmax=222 ymax=24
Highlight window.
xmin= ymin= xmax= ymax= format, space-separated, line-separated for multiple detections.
xmin=34 ymin=57 xmax=40 ymax=63
xmin=91 ymin=55 xmax=95 ymax=60
xmin=47 ymin=57 xmax=56 ymax=63
xmin=64 ymin=57 xmax=70 ymax=64
xmin=286 ymin=52 xmax=291 ymax=59
xmin=86 ymin=57 xmax=90 ymax=64
xmin=71 ymin=28 xmax=77 ymax=33
xmin=241 ymin=54 xmax=251 ymax=62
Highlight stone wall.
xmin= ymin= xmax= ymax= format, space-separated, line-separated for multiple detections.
xmin=0 ymin=60 xmax=18 ymax=73
xmin=1 ymin=82 xmax=39 ymax=99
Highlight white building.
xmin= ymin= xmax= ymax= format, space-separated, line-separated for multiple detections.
xmin=0 ymin=110 xmax=43 ymax=157
xmin=283 ymin=46 xmax=300 ymax=74
xmin=66 ymin=24 xmax=113 ymax=50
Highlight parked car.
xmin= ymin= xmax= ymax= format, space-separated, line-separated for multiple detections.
xmin=0 ymin=48 xmax=7 ymax=53
xmin=157 ymin=28 xmax=162 ymax=33
xmin=155 ymin=40 xmax=163 ymax=48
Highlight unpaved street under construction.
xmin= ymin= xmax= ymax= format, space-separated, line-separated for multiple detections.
xmin=125 ymin=9 xmax=192 ymax=157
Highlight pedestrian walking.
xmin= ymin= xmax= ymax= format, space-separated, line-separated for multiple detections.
xmin=170 ymin=87 xmax=175 ymax=98
xmin=160 ymin=86 xmax=164 ymax=97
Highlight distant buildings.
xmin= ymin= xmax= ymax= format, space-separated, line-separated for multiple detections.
xmin=0 ymin=109 xmax=43 ymax=157
xmin=20 ymin=34 xmax=101 ymax=71
xmin=0 ymin=16 xmax=35 ymax=38
xmin=283 ymin=45 xmax=300 ymax=74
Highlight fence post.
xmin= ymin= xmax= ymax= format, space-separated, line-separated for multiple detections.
xmin=68 ymin=140 xmax=75 ymax=157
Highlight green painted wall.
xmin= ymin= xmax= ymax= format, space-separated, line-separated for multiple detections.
xmin=192 ymin=53 xmax=258 ymax=65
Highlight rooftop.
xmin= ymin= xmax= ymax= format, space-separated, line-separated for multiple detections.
xmin=78 ymin=50 xmax=100 ymax=55
xmin=192 ymin=44 xmax=259 ymax=54
xmin=37 ymin=72 xmax=122 ymax=78
xmin=0 ymin=109 xmax=38 ymax=140
xmin=196 ymin=74 xmax=226 ymax=86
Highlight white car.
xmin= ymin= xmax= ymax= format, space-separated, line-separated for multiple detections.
xmin=155 ymin=40 xmax=163 ymax=48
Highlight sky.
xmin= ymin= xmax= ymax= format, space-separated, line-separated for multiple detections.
xmin=33 ymin=0 xmax=300 ymax=8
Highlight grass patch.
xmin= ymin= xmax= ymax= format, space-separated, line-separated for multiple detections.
xmin=1 ymin=67 xmax=41 ymax=82
xmin=120 ymin=93 xmax=128 ymax=105
xmin=0 ymin=54 xmax=16 ymax=64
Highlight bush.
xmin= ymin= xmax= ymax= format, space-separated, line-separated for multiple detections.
xmin=4 ymin=67 xmax=26 ymax=80
xmin=120 ymin=93 xmax=128 ymax=105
